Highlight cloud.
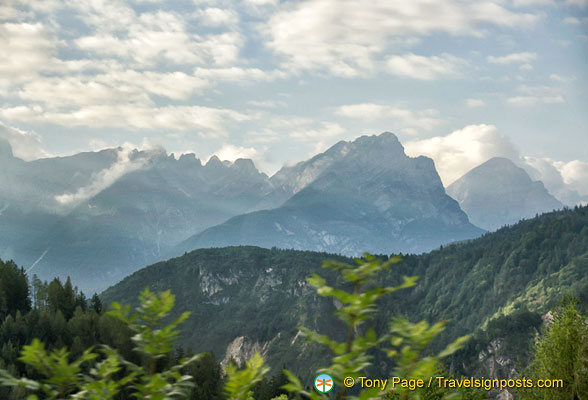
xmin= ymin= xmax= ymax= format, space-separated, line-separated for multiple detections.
xmin=523 ymin=157 xmax=588 ymax=205
xmin=563 ymin=16 xmax=582 ymax=25
xmin=511 ymin=0 xmax=554 ymax=7
xmin=507 ymin=85 xmax=564 ymax=106
xmin=290 ymin=122 xmax=346 ymax=154
xmin=565 ymin=0 xmax=588 ymax=6
xmin=262 ymin=0 xmax=540 ymax=76
xmin=386 ymin=53 xmax=464 ymax=80
xmin=212 ymin=144 xmax=260 ymax=162
xmin=549 ymin=73 xmax=576 ymax=83
xmin=0 ymin=104 xmax=251 ymax=134
xmin=487 ymin=52 xmax=537 ymax=64
xmin=69 ymin=3 xmax=245 ymax=68
xmin=76 ymin=17 xmax=244 ymax=67
xmin=194 ymin=7 xmax=239 ymax=26
xmin=194 ymin=67 xmax=285 ymax=82
xmin=335 ymin=103 xmax=444 ymax=133
xmin=466 ymin=99 xmax=486 ymax=108
xmin=247 ymin=100 xmax=287 ymax=109
xmin=244 ymin=0 xmax=277 ymax=5
xmin=55 ymin=146 xmax=150 ymax=205
xmin=16 ymin=71 xmax=210 ymax=108
xmin=0 ymin=121 xmax=50 ymax=160
xmin=404 ymin=124 xmax=520 ymax=185
xmin=0 ymin=22 xmax=57 ymax=84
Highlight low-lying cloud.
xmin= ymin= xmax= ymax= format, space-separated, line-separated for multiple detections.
xmin=54 ymin=146 xmax=148 ymax=205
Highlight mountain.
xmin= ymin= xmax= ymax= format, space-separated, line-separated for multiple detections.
xmin=0 ymin=142 xmax=274 ymax=292
xmin=175 ymin=133 xmax=484 ymax=256
xmin=102 ymin=206 xmax=588 ymax=391
xmin=446 ymin=157 xmax=563 ymax=231
xmin=0 ymin=138 xmax=119 ymax=213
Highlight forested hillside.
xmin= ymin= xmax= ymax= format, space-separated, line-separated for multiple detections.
xmin=103 ymin=205 xmax=588 ymax=384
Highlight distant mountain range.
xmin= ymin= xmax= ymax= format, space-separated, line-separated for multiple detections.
xmin=0 ymin=133 xmax=565 ymax=292
xmin=0 ymin=140 xmax=275 ymax=291
xmin=174 ymin=133 xmax=483 ymax=256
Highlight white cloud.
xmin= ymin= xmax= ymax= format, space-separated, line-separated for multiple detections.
xmin=290 ymin=122 xmax=346 ymax=154
xmin=507 ymin=85 xmax=564 ymax=106
xmin=289 ymin=121 xmax=345 ymax=141
xmin=75 ymin=9 xmax=244 ymax=67
xmin=523 ymin=157 xmax=588 ymax=205
xmin=262 ymin=0 xmax=540 ymax=76
xmin=194 ymin=7 xmax=239 ymax=26
xmin=194 ymin=67 xmax=284 ymax=82
xmin=549 ymin=73 xmax=576 ymax=83
xmin=386 ymin=53 xmax=464 ymax=80
xmin=247 ymin=100 xmax=287 ymax=109
xmin=508 ymin=96 xmax=563 ymax=105
xmin=0 ymin=121 xmax=50 ymax=160
xmin=0 ymin=22 xmax=57 ymax=84
xmin=55 ymin=146 xmax=149 ymax=205
xmin=558 ymin=160 xmax=588 ymax=194
xmin=519 ymin=63 xmax=533 ymax=71
xmin=212 ymin=144 xmax=260 ymax=162
xmin=335 ymin=103 xmax=444 ymax=132
xmin=487 ymin=52 xmax=537 ymax=64
xmin=0 ymin=104 xmax=251 ymax=134
xmin=404 ymin=124 xmax=520 ymax=185
xmin=467 ymin=99 xmax=486 ymax=107
xmin=17 ymin=71 xmax=209 ymax=108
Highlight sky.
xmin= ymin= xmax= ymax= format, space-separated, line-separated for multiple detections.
xmin=0 ymin=0 xmax=587 ymax=203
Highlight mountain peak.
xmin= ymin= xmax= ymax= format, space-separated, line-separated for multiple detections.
xmin=348 ymin=132 xmax=405 ymax=158
xmin=231 ymin=158 xmax=258 ymax=172
xmin=481 ymin=157 xmax=522 ymax=170
xmin=352 ymin=131 xmax=401 ymax=146
xmin=178 ymin=153 xmax=202 ymax=166
xmin=206 ymin=155 xmax=225 ymax=168
xmin=461 ymin=157 xmax=533 ymax=186
xmin=447 ymin=157 xmax=562 ymax=231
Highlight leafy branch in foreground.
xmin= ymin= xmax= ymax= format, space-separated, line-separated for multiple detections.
xmin=224 ymin=353 xmax=270 ymax=400
xmin=0 ymin=288 xmax=200 ymax=399
xmin=283 ymin=254 xmax=470 ymax=400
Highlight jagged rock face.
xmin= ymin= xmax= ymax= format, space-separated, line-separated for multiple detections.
xmin=476 ymin=339 xmax=519 ymax=400
xmin=221 ymin=336 xmax=272 ymax=368
xmin=446 ymin=157 xmax=563 ymax=231
xmin=177 ymin=132 xmax=484 ymax=256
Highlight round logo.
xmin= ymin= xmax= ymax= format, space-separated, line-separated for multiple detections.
xmin=314 ymin=373 xmax=334 ymax=393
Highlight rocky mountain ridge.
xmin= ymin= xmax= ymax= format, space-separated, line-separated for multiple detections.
xmin=175 ymin=133 xmax=484 ymax=256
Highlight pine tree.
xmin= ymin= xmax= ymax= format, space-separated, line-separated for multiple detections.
xmin=90 ymin=293 xmax=103 ymax=314
xmin=520 ymin=299 xmax=588 ymax=399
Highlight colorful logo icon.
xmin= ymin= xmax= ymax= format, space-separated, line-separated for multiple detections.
xmin=314 ymin=373 xmax=334 ymax=393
